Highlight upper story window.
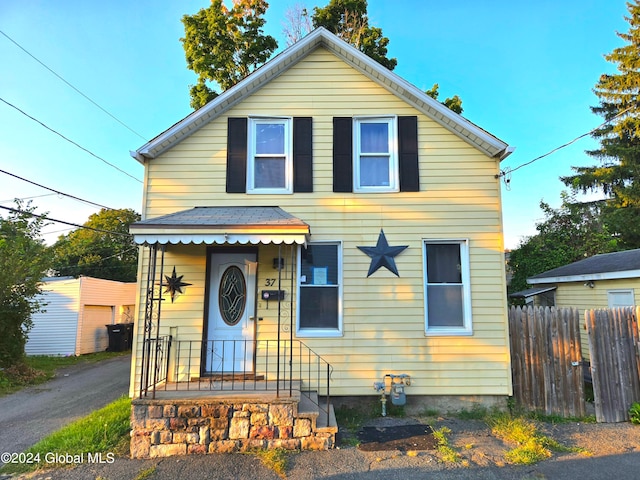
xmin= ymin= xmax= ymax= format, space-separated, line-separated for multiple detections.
xmin=247 ymin=117 xmax=293 ymax=194
xmin=353 ymin=116 xmax=399 ymax=192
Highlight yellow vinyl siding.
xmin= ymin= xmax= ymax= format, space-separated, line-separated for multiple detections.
xmin=132 ymin=46 xmax=511 ymax=397
xmin=554 ymin=278 xmax=640 ymax=362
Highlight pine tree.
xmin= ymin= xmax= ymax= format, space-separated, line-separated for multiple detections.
xmin=562 ymin=1 xmax=640 ymax=248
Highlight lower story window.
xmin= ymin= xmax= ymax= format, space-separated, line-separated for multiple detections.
xmin=423 ymin=240 xmax=472 ymax=335
xmin=297 ymin=242 xmax=342 ymax=336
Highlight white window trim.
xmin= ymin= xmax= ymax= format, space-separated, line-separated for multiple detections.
xmin=247 ymin=116 xmax=293 ymax=194
xmin=423 ymin=239 xmax=473 ymax=336
xmin=296 ymin=241 xmax=343 ymax=338
xmin=607 ymin=289 xmax=635 ymax=308
xmin=353 ymin=115 xmax=399 ymax=193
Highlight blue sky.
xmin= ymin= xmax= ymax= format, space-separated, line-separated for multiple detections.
xmin=0 ymin=0 xmax=630 ymax=248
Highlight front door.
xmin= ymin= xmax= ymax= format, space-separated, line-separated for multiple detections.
xmin=205 ymin=252 xmax=257 ymax=374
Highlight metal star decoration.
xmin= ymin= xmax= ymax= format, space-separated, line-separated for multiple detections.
xmin=163 ymin=267 xmax=192 ymax=303
xmin=357 ymin=229 xmax=408 ymax=277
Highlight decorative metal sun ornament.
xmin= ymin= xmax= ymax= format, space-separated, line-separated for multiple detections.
xmin=357 ymin=229 xmax=408 ymax=277
xmin=163 ymin=267 xmax=192 ymax=303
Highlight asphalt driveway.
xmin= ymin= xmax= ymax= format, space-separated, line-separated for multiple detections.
xmin=0 ymin=355 xmax=131 ymax=462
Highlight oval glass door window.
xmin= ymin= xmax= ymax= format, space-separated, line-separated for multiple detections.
xmin=219 ymin=266 xmax=246 ymax=326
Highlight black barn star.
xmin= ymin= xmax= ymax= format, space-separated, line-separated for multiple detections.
xmin=163 ymin=267 xmax=192 ymax=303
xmin=357 ymin=230 xmax=408 ymax=277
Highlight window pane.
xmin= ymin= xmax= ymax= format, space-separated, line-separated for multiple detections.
xmin=256 ymin=123 xmax=284 ymax=154
xmin=301 ymin=244 xmax=338 ymax=285
xmin=427 ymin=285 xmax=464 ymax=327
xmin=359 ymin=156 xmax=390 ymax=186
xmin=299 ymin=287 xmax=338 ymax=329
xmin=254 ymin=158 xmax=285 ymax=188
xmin=427 ymin=244 xmax=462 ymax=283
xmin=360 ymin=123 xmax=389 ymax=153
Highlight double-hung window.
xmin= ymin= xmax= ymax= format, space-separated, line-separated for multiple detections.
xmin=297 ymin=242 xmax=342 ymax=337
xmin=353 ymin=116 xmax=399 ymax=192
xmin=423 ymin=240 xmax=472 ymax=335
xmin=247 ymin=117 xmax=293 ymax=194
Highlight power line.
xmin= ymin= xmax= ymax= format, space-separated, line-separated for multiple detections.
xmin=0 ymin=29 xmax=148 ymax=141
xmin=0 ymin=168 xmax=113 ymax=210
xmin=0 ymin=193 xmax=57 ymax=203
xmin=497 ymin=106 xmax=634 ymax=181
xmin=0 ymin=205 xmax=132 ymax=238
xmin=0 ymin=97 xmax=143 ymax=184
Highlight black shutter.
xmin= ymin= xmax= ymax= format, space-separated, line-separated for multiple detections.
xmin=333 ymin=117 xmax=353 ymax=192
xmin=226 ymin=117 xmax=247 ymax=193
xmin=398 ymin=116 xmax=419 ymax=192
xmin=293 ymin=117 xmax=313 ymax=192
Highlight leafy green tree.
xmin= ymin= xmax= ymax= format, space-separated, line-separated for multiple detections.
xmin=425 ymin=83 xmax=463 ymax=114
xmin=561 ymin=1 xmax=640 ymax=248
xmin=508 ymin=193 xmax=618 ymax=295
xmin=312 ymin=0 xmax=397 ymax=70
xmin=51 ymin=208 xmax=140 ymax=283
xmin=181 ymin=0 xmax=278 ymax=109
xmin=0 ymin=202 xmax=51 ymax=367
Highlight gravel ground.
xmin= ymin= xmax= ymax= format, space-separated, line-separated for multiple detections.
xmin=6 ymin=414 xmax=640 ymax=480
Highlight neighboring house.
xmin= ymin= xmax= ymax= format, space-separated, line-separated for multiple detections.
xmin=526 ymin=248 xmax=640 ymax=357
xmin=127 ymin=28 xmax=514 ymax=457
xmin=26 ymin=276 xmax=136 ymax=356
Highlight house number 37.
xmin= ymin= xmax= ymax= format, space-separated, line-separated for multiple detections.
xmin=265 ymin=279 xmax=276 ymax=286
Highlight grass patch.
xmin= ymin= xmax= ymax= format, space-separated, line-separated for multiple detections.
xmin=454 ymin=405 xmax=489 ymax=420
xmin=0 ymin=395 xmax=131 ymax=475
xmin=134 ymin=466 xmax=157 ymax=480
xmin=0 ymin=351 xmax=129 ymax=396
xmin=252 ymin=448 xmax=289 ymax=478
xmin=432 ymin=426 xmax=461 ymax=463
xmin=487 ymin=412 xmax=580 ymax=465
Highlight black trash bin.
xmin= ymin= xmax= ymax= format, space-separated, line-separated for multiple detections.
xmin=106 ymin=324 xmax=133 ymax=352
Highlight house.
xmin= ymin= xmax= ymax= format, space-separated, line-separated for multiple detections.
xmin=26 ymin=276 xmax=136 ymax=356
xmin=526 ymin=248 xmax=640 ymax=357
xmin=127 ymin=27 xmax=514 ymax=458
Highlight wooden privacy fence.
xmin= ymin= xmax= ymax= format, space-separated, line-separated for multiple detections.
xmin=509 ymin=306 xmax=586 ymax=418
xmin=585 ymin=307 xmax=640 ymax=423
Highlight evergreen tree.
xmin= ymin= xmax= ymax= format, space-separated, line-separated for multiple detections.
xmin=181 ymin=0 xmax=278 ymax=109
xmin=562 ymin=1 xmax=640 ymax=248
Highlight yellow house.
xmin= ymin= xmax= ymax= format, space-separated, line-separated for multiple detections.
xmin=527 ymin=248 xmax=640 ymax=359
xmin=127 ymin=28 xmax=513 ymax=458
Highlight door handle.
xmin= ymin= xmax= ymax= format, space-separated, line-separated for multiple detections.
xmin=249 ymin=316 xmax=255 ymax=322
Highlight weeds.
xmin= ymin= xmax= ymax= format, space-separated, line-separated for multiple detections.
xmin=252 ymin=448 xmax=289 ymax=478
xmin=630 ymin=402 xmax=640 ymax=425
xmin=432 ymin=426 xmax=461 ymax=463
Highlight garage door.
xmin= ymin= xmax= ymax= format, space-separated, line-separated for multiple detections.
xmin=77 ymin=305 xmax=113 ymax=354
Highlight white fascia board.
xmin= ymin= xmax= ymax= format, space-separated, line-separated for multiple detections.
xmin=528 ymin=269 xmax=640 ymax=284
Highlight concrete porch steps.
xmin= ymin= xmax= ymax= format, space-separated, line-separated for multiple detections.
xmin=298 ymin=391 xmax=338 ymax=435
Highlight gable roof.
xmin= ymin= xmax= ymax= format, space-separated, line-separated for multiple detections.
xmin=132 ymin=27 xmax=513 ymax=163
xmin=528 ymin=249 xmax=640 ymax=284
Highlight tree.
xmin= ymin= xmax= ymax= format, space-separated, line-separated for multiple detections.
xmin=561 ymin=1 xmax=640 ymax=248
xmin=311 ymin=0 xmax=397 ymax=70
xmin=282 ymin=3 xmax=312 ymax=46
xmin=425 ymin=83 xmax=463 ymax=114
xmin=181 ymin=0 xmax=278 ymax=110
xmin=0 ymin=202 xmax=51 ymax=367
xmin=507 ymin=193 xmax=618 ymax=296
xmin=51 ymin=208 xmax=140 ymax=283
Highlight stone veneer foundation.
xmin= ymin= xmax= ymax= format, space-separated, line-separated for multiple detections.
xmin=130 ymin=396 xmax=335 ymax=459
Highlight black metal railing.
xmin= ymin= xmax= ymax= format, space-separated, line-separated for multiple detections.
xmin=139 ymin=338 xmax=332 ymax=425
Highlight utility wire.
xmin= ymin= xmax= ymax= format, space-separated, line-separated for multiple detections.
xmin=0 ymin=29 xmax=148 ymax=141
xmin=497 ymin=106 xmax=634 ymax=180
xmin=0 ymin=168 xmax=113 ymax=209
xmin=0 ymin=97 xmax=143 ymax=184
xmin=0 ymin=204 xmax=132 ymax=238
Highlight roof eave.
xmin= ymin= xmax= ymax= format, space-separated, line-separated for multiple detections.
xmin=133 ymin=27 xmax=511 ymax=161
xmin=528 ymin=269 xmax=640 ymax=284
